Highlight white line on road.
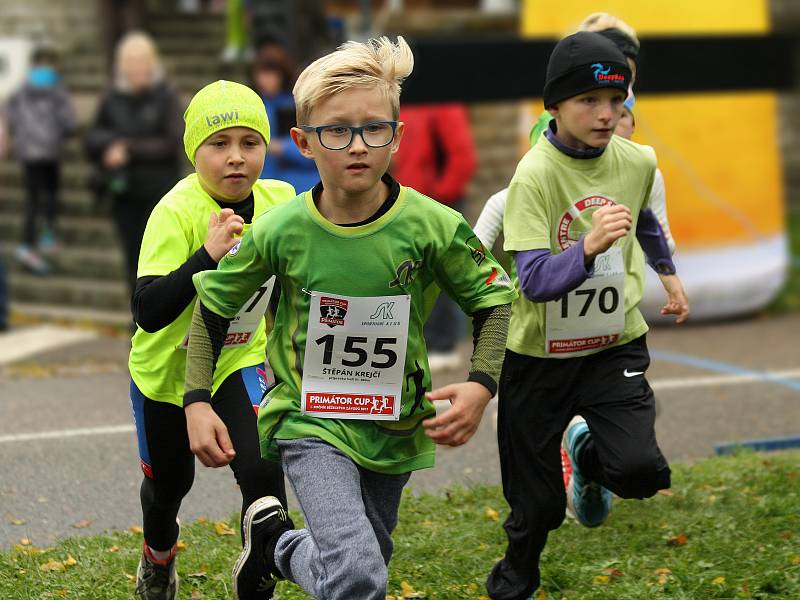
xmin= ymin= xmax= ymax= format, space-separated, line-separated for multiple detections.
xmin=2 ymin=368 xmax=798 ymax=444
xmin=0 ymin=325 xmax=99 ymax=366
xmin=0 ymin=425 xmax=134 ymax=444
xmin=650 ymin=368 xmax=800 ymax=391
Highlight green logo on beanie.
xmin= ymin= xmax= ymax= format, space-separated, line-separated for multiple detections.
xmin=206 ymin=111 xmax=240 ymax=127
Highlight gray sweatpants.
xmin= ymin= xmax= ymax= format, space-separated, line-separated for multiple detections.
xmin=275 ymin=438 xmax=410 ymax=600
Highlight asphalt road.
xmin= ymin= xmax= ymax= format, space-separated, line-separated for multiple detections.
xmin=1 ymin=313 xmax=799 ymax=549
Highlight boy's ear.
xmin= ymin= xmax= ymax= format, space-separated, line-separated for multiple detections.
xmin=389 ymin=121 xmax=404 ymax=154
xmin=290 ymin=127 xmax=315 ymax=159
xmin=546 ymin=105 xmax=559 ymax=119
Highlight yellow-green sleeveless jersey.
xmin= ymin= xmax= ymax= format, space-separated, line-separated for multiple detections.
xmin=193 ymin=186 xmax=517 ymax=474
xmin=504 ymin=135 xmax=656 ymax=358
xmin=128 ymin=173 xmax=296 ymax=405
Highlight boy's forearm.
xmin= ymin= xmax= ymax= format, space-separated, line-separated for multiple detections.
xmin=467 ymin=303 xmax=511 ymax=396
xmin=515 ymin=242 xmax=592 ymax=303
xmin=184 ymin=300 xmax=232 ymax=406
xmin=636 ymin=208 xmax=676 ymax=275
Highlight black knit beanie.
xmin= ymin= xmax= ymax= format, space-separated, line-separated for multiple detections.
xmin=543 ymin=31 xmax=631 ymax=108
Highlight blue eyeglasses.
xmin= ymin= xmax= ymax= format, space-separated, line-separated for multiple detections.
xmin=300 ymin=121 xmax=398 ymax=150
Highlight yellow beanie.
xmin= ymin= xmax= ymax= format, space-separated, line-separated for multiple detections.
xmin=183 ymin=80 xmax=271 ymax=164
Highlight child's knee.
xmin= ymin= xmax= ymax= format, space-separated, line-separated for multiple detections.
xmin=610 ymin=455 xmax=670 ymax=499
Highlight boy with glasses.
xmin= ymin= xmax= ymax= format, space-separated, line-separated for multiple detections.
xmin=183 ymin=37 xmax=516 ymax=599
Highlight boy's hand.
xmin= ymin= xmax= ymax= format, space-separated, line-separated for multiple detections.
xmin=185 ymin=402 xmax=236 ymax=467
xmin=584 ymin=204 xmax=632 ymax=260
xmin=658 ymin=273 xmax=690 ymax=324
xmin=204 ymin=208 xmax=245 ymax=262
xmin=103 ymin=140 xmax=128 ymax=169
xmin=423 ymin=382 xmax=492 ymax=447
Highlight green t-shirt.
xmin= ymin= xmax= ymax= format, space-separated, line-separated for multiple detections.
xmin=504 ymin=135 xmax=656 ymax=358
xmin=129 ymin=173 xmax=296 ymax=405
xmin=194 ymin=185 xmax=517 ymax=474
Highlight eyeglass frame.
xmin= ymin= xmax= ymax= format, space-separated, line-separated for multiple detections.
xmin=299 ymin=120 xmax=399 ymax=150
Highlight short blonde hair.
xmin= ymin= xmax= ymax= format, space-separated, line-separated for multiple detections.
xmin=578 ymin=13 xmax=640 ymax=49
xmin=293 ymin=36 xmax=414 ymax=124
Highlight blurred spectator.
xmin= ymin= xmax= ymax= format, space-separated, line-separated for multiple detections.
xmin=251 ymin=42 xmax=319 ymax=193
xmin=85 ymin=32 xmax=183 ymax=297
xmin=392 ymin=103 xmax=477 ymax=370
xmin=6 ymin=43 xmax=76 ymax=275
xmin=222 ymin=0 xmax=249 ymax=63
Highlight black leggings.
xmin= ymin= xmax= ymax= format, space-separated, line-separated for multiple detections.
xmin=487 ymin=335 xmax=671 ymax=600
xmin=131 ymin=365 xmax=286 ymax=551
xmin=22 ymin=161 xmax=59 ymax=246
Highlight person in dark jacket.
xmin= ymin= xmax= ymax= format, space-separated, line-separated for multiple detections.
xmin=85 ymin=31 xmax=183 ymax=298
xmin=6 ymin=43 xmax=76 ymax=275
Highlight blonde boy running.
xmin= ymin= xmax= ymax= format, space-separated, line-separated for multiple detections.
xmin=182 ymin=37 xmax=515 ymax=599
xmin=129 ymin=81 xmax=294 ymax=600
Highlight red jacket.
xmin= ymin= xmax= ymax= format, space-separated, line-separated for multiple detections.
xmin=392 ymin=104 xmax=476 ymax=206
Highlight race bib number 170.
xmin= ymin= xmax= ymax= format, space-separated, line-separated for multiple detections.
xmin=301 ymin=292 xmax=411 ymax=420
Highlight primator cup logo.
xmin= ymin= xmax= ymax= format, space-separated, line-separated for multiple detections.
xmin=319 ymin=297 xmax=348 ymax=327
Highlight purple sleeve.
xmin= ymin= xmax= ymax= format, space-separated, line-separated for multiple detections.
xmin=636 ymin=208 xmax=676 ymax=275
xmin=515 ymin=238 xmax=593 ymax=302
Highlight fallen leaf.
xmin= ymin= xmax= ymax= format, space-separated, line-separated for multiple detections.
xmin=604 ymin=568 xmax=624 ymax=578
xmin=667 ymin=534 xmax=688 ymax=546
xmin=420 ymin=520 xmax=434 ymax=527
xmin=125 ymin=572 xmax=136 ymax=583
xmin=781 ymin=532 xmax=792 ymax=540
xmin=72 ymin=519 xmax=93 ymax=529
xmin=108 ymin=545 xmax=120 ymax=553
xmin=19 ymin=538 xmax=32 ymax=546
xmin=791 ymin=555 xmax=800 ymax=565
xmin=129 ymin=526 xmax=143 ymax=535
xmin=401 ymin=581 xmax=415 ymax=596
xmin=176 ymin=540 xmax=188 ymax=550
xmin=657 ymin=489 xmax=674 ymax=497
xmin=196 ymin=516 xmax=208 ymax=524
xmin=534 ymin=590 xmax=548 ymax=600
xmin=9 ymin=518 xmax=26 ymax=525
xmin=485 ymin=507 xmax=500 ymax=521
xmin=187 ymin=570 xmax=208 ymax=579
xmin=712 ymin=576 xmax=726 ymax=586
xmin=214 ymin=522 xmax=236 ymax=536
xmin=191 ymin=592 xmax=204 ymax=599
xmin=654 ymin=568 xmax=672 ymax=575
xmin=64 ymin=555 xmax=78 ymax=567
xmin=593 ymin=575 xmax=610 ymax=584
xmin=40 ymin=559 xmax=65 ymax=572
xmin=706 ymin=495 xmax=718 ymax=503
xmin=658 ymin=574 xmax=669 ymax=585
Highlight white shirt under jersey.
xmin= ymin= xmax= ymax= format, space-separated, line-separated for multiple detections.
xmin=474 ymin=167 xmax=676 ymax=255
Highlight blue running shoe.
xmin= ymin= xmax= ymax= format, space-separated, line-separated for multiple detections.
xmin=563 ymin=416 xmax=612 ymax=528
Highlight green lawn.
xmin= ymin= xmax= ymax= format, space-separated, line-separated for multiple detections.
xmin=2 ymin=450 xmax=798 ymax=599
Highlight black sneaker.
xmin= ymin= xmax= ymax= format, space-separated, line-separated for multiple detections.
xmin=135 ymin=548 xmax=178 ymax=600
xmin=233 ymin=496 xmax=292 ymax=600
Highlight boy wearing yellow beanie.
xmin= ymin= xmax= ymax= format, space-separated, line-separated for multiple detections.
xmin=129 ymin=80 xmax=295 ymax=600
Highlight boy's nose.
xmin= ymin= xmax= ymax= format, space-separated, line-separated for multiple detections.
xmin=348 ymin=132 xmax=369 ymax=153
